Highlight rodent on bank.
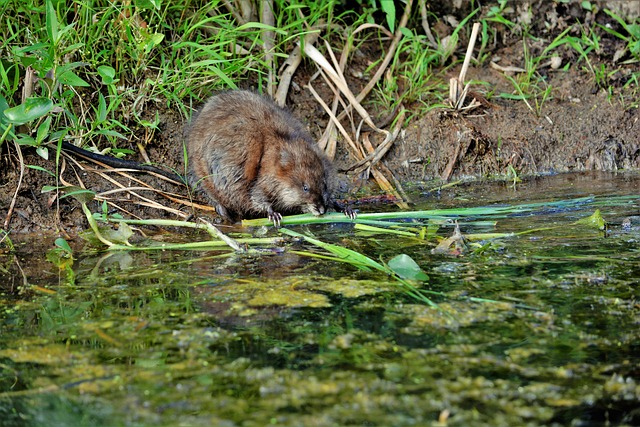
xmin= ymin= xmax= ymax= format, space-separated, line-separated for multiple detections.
xmin=186 ymin=90 xmax=355 ymax=225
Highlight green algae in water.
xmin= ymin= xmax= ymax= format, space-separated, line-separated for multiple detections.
xmin=1 ymin=173 xmax=639 ymax=426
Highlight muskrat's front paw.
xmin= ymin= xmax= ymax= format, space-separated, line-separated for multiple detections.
xmin=343 ymin=207 xmax=357 ymax=220
xmin=268 ymin=211 xmax=283 ymax=227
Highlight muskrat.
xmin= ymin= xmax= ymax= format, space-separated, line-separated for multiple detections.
xmin=187 ymin=90 xmax=354 ymax=225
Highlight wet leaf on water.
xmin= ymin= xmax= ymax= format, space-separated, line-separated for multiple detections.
xmin=80 ymin=222 xmax=133 ymax=246
xmin=387 ymin=254 xmax=429 ymax=281
xmin=46 ymin=246 xmax=74 ymax=270
xmin=575 ymin=209 xmax=606 ymax=230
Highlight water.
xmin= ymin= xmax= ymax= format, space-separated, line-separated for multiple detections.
xmin=1 ymin=172 xmax=639 ymax=426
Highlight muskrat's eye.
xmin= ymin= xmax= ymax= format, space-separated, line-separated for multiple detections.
xmin=303 ymin=184 xmax=309 ymax=192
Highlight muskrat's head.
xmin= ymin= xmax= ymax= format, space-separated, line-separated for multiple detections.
xmin=274 ymin=141 xmax=333 ymax=216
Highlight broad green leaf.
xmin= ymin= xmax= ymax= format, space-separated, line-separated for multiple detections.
xmin=135 ymin=0 xmax=161 ymax=10
xmin=0 ymin=95 xmax=9 ymax=123
xmin=3 ymin=97 xmax=53 ymax=124
xmin=388 ymin=254 xmax=429 ymax=281
xmin=400 ymin=27 xmax=412 ymax=38
xmin=106 ymin=221 xmax=134 ymax=244
xmin=58 ymin=185 xmax=97 ymax=204
xmin=140 ymin=32 xmax=164 ymax=53
xmin=36 ymin=116 xmax=52 ymax=143
xmin=16 ymin=135 xmax=37 ymax=146
xmin=575 ymin=209 xmax=606 ymax=230
xmin=97 ymin=65 xmax=117 ymax=85
xmin=96 ymin=93 xmax=107 ymax=123
xmin=57 ymin=70 xmax=90 ymax=87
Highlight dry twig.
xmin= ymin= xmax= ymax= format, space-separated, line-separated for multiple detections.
xmin=3 ymin=141 xmax=25 ymax=229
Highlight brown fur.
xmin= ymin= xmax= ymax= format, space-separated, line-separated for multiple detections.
xmin=187 ymin=90 xmax=351 ymax=223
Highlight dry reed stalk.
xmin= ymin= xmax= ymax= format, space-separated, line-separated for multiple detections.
xmin=261 ymin=0 xmax=276 ymax=97
xmin=449 ymin=21 xmax=481 ymax=111
xmin=61 ymin=152 xmax=200 ymax=217
xmin=303 ymin=1 xmax=415 ymax=208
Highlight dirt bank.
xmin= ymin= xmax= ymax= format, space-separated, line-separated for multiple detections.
xmin=1 ymin=1 xmax=638 ymax=234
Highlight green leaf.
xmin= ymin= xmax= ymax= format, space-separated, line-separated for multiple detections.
xmin=58 ymin=185 xmax=97 ymax=204
xmin=36 ymin=116 xmax=52 ymax=144
xmin=96 ymin=93 xmax=107 ymax=123
xmin=135 ymin=0 xmax=160 ymax=9
xmin=499 ymin=92 xmax=530 ymax=100
xmin=140 ymin=32 xmax=164 ymax=53
xmin=575 ymin=209 xmax=606 ymax=230
xmin=94 ymin=129 xmax=127 ymax=139
xmin=46 ymin=246 xmax=74 ymax=270
xmin=46 ymin=0 xmax=59 ymax=44
xmin=97 ymin=65 xmax=117 ymax=85
xmin=102 ymin=221 xmax=133 ymax=245
xmin=16 ymin=135 xmax=37 ymax=147
xmin=0 ymin=95 xmax=9 ymax=124
xmin=627 ymin=23 xmax=640 ymax=39
xmin=400 ymin=27 xmax=413 ymax=38
xmin=3 ymin=97 xmax=53 ymax=124
xmin=388 ymin=254 xmax=429 ymax=281
xmin=27 ymin=165 xmax=55 ymax=177
xmin=54 ymin=237 xmax=73 ymax=253
xmin=380 ymin=0 xmax=396 ymax=33
xmin=36 ymin=145 xmax=49 ymax=160
xmin=57 ymin=70 xmax=90 ymax=87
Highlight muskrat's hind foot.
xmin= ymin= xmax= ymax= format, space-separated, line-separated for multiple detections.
xmin=215 ymin=204 xmax=234 ymax=223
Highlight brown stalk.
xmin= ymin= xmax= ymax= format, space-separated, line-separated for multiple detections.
xmin=261 ymin=0 xmax=276 ymax=97
xmin=3 ymin=141 xmax=25 ymax=229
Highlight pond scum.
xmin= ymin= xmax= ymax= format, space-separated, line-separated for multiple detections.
xmin=1 ymin=0 xmax=639 ymax=422
xmin=1 ymin=182 xmax=640 ymax=425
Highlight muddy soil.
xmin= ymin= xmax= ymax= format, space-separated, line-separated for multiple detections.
xmin=1 ymin=1 xmax=639 ymax=234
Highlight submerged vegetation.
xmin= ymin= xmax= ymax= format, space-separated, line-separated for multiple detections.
xmin=2 ymin=174 xmax=640 ymax=425
xmin=1 ymin=1 xmax=640 ymax=425
xmin=1 ymin=0 xmax=639 ymax=230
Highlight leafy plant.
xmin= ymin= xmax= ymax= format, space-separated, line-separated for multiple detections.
xmin=46 ymin=237 xmax=75 ymax=284
xmin=600 ymin=8 xmax=640 ymax=61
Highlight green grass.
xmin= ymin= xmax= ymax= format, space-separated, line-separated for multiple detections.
xmin=0 ymin=1 xmax=353 ymax=153
xmin=2 ymin=1 xmax=637 ymax=146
